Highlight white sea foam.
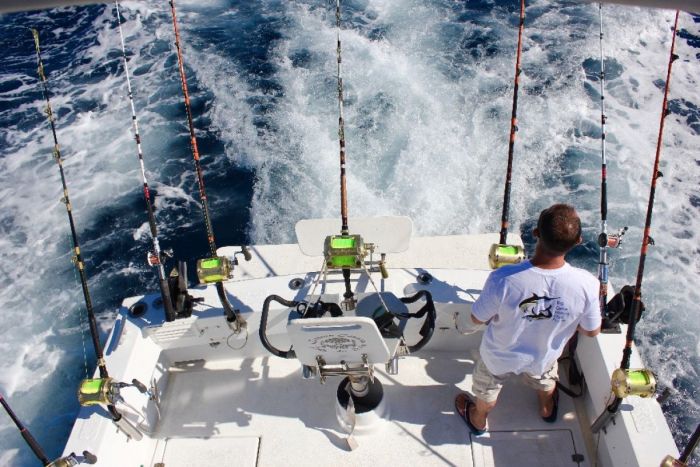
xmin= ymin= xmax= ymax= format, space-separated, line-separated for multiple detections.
xmin=0 ymin=0 xmax=697 ymax=463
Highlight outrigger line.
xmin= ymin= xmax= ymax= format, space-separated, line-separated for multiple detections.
xmin=489 ymin=0 xmax=525 ymax=269
xmin=168 ymin=0 xmax=246 ymax=331
xmin=591 ymin=10 xmax=681 ymax=434
xmin=32 ymin=29 xmax=145 ymax=440
xmin=114 ymin=1 xmax=176 ymax=322
xmin=1 ymin=393 xmax=96 ymax=465
xmin=596 ymin=3 xmax=627 ymax=330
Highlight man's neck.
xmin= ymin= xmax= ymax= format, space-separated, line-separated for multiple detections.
xmin=530 ymin=245 xmax=567 ymax=269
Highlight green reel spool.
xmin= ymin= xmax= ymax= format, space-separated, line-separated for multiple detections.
xmin=196 ymin=256 xmax=231 ymax=284
xmin=611 ymin=368 xmax=656 ymax=398
xmin=77 ymin=377 xmax=115 ymax=407
xmin=324 ymin=235 xmax=365 ymax=269
xmin=488 ymin=243 xmax=525 ymax=269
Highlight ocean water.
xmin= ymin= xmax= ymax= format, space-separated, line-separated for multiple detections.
xmin=0 ymin=0 xmax=698 ymax=464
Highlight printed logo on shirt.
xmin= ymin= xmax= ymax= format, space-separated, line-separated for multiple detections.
xmin=519 ymin=293 xmax=563 ymax=321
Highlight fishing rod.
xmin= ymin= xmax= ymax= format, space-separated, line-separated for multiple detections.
xmin=591 ymin=10 xmax=680 ymax=434
xmin=336 ymin=0 xmax=349 ymax=237
xmin=114 ymin=0 xmax=176 ymax=322
xmin=1 ymin=393 xmax=97 ymax=466
xmin=333 ymin=0 xmax=356 ymax=308
xmin=596 ymin=2 xmax=627 ymax=331
xmin=32 ymin=27 xmax=110 ymax=385
xmin=489 ymin=0 xmax=526 ymax=269
xmin=168 ymin=0 xmax=247 ymax=331
xmin=32 ymin=29 xmax=144 ymax=439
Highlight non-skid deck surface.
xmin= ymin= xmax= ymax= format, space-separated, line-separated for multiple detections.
xmin=153 ymin=352 xmax=589 ymax=467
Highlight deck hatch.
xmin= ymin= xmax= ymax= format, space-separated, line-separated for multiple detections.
xmin=471 ymin=429 xmax=582 ymax=466
xmin=157 ymin=436 xmax=260 ymax=466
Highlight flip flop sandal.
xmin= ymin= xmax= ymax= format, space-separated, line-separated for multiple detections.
xmin=542 ymin=387 xmax=559 ymax=424
xmin=455 ymin=393 xmax=487 ymax=436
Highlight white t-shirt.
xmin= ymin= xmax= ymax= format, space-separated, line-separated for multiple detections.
xmin=472 ymin=260 xmax=601 ymax=376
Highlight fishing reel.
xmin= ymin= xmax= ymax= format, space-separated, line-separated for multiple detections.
xmin=610 ymin=368 xmax=656 ymax=399
xmin=48 ymin=451 xmax=97 ymax=467
xmin=324 ymin=234 xmax=368 ymax=269
xmin=77 ymin=377 xmax=149 ymax=407
xmin=488 ymin=243 xmax=525 ymax=269
xmin=196 ymin=247 xmax=252 ymax=284
xmin=661 ymin=456 xmax=690 ymax=467
xmin=147 ymin=248 xmax=173 ymax=267
xmin=598 ymin=226 xmax=628 ymax=249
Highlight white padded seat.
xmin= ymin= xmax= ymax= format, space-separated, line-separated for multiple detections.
xmin=287 ymin=316 xmax=391 ymax=367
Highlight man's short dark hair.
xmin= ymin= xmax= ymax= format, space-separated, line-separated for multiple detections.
xmin=537 ymin=204 xmax=582 ymax=254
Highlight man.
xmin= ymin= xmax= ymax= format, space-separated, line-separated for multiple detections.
xmin=455 ymin=204 xmax=601 ymax=435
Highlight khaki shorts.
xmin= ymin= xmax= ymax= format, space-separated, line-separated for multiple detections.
xmin=472 ymin=357 xmax=559 ymax=403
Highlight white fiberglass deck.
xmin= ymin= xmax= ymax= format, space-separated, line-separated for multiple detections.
xmin=150 ymin=352 xmax=587 ymax=467
xmin=63 ymin=226 xmax=678 ymax=466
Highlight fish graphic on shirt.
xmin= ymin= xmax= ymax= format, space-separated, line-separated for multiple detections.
xmin=519 ymin=293 xmax=559 ymax=321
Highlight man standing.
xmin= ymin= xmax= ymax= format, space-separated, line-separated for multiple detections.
xmin=456 ymin=204 xmax=601 ymax=435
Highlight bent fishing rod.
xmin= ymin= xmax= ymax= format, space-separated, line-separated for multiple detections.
xmin=33 ymin=27 xmax=112 ymax=397
xmin=33 ymin=31 xmax=147 ymax=439
xmin=489 ymin=0 xmax=526 ymax=269
xmin=168 ymin=0 xmax=246 ymax=331
xmin=1 ymin=393 xmax=97 ymax=466
xmin=596 ymin=3 xmax=627 ymax=329
xmin=591 ymin=10 xmax=680 ymax=434
xmin=115 ymin=0 xmax=176 ymax=322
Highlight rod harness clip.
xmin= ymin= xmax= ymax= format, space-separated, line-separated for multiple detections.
xmin=488 ymin=243 xmax=525 ymax=269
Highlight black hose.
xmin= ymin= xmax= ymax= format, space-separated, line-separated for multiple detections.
xmin=260 ymin=295 xmax=298 ymax=359
xmin=399 ymin=290 xmax=437 ymax=352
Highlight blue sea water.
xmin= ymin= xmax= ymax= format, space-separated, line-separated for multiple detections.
xmin=0 ymin=0 xmax=698 ymax=465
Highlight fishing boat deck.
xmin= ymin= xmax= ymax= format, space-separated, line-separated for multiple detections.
xmin=149 ymin=351 xmax=588 ymax=467
xmin=63 ymin=227 xmax=678 ymax=466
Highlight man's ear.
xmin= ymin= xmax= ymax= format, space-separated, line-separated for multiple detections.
xmin=577 ymin=235 xmax=583 ymax=245
xmin=533 ymin=227 xmax=539 ymax=238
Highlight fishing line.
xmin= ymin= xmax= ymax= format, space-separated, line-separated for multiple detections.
xmin=591 ymin=10 xmax=681 ymax=434
xmin=167 ymin=0 xmax=245 ymax=331
xmin=114 ymin=1 xmax=176 ymax=322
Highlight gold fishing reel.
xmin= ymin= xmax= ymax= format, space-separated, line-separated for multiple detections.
xmin=324 ymin=234 xmax=367 ymax=269
xmin=196 ymin=256 xmax=232 ymax=284
xmin=488 ymin=243 xmax=525 ymax=269
xmin=660 ymin=455 xmax=688 ymax=467
xmin=611 ymin=368 xmax=656 ymax=399
xmin=78 ymin=378 xmax=117 ymax=407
